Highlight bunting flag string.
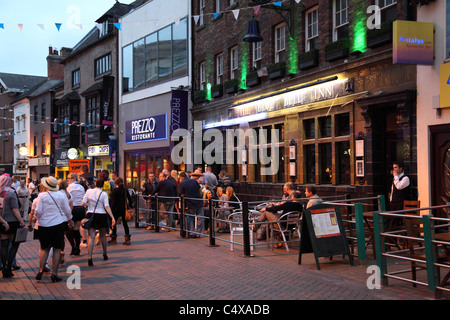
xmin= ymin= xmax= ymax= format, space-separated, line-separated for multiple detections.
xmin=0 ymin=0 xmax=296 ymax=32
xmin=0 ymin=114 xmax=114 ymax=130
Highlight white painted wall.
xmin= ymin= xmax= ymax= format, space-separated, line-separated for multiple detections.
xmin=416 ymin=1 xmax=450 ymax=206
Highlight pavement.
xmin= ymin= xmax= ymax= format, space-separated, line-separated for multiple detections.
xmin=0 ymin=222 xmax=448 ymax=315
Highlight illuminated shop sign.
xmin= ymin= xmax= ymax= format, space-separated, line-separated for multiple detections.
xmin=440 ymin=63 xmax=450 ymax=109
xmin=393 ymin=20 xmax=434 ymax=65
xmin=88 ymin=145 xmax=110 ymax=157
xmin=229 ymin=78 xmax=349 ymax=119
xmin=126 ymin=114 xmax=167 ymax=144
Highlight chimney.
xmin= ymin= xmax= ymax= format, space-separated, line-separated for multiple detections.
xmin=46 ymin=48 xmax=64 ymax=80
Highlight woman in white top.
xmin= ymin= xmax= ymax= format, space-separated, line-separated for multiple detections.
xmin=34 ymin=176 xmax=72 ymax=283
xmin=17 ymin=179 xmax=30 ymax=221
xmin=67 ymin=173 xmax=86 ymax=256
xmin=82 ymin=179 xmax=115 ymax=267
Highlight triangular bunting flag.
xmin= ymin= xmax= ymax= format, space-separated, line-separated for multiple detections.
xmin=253 ymin=5 xmax=261 ymax=14
xmin=0 ymin=23 xmax=4 ymax=29
xmin=113 ymin=23 xmax=121 ymax=30
xmin=213 ymin=12 xmax=219 ymax=19
xmin=174 ymin=18 xmax=180 ymax=26
xmin=55 ymin=23 xmax=62 ymax=31
xmin=193 ymin=15 xmax=200 ymax=24
xmin=295 ymin=0 xmax=301 ymax=3
xmin=18 ymin=24 xmax=23 ymax=32
xmin=273 ymin=1 xmax=282 ymax=6
xmin=37 ymin=24 xmax=45 ymax=30
xmin=232 ymin=9 xmax=240 ymax=20
xmin=75 ymin=23 xmax=82 ymax=29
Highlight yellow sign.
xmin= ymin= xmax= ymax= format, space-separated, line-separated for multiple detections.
xmin=440 ymin=63 xmax=450 ymax=109
xmin=393 ymin=20 xmax=434 ymax=65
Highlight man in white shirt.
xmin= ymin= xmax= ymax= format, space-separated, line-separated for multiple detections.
xmin=67 ymin=173 xmax=86 ymax=255
xmin=389 ymin=162 xmax=410 ymax=211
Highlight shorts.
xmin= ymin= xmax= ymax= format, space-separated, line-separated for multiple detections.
xmin=0 ymin=221 xmax=20 ymax=235
xmin=85 ymin=212 xmax=109 ymax=230
xmin=72 ymin=206 xmax=86 ymax=222
xmin=38 ymin=222 xmax=66 ymax=250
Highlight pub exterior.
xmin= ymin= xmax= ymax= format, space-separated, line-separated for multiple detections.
xmin=191 ymin=0 xmax=418 ymax=201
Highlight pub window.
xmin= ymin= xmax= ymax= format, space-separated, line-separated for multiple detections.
xmin=319 ymin=143 xmax=332 ymax=184
xmin=95 ymin=53 xmax=111 ymax=78
xmin=376 ymin=0 xmax=397 ymax=24
xmin=305 ymin=6 xmax=319 ymax=51
xmin=336 ymin=141 xmax=350 ymax=185
xmin=230 ymin=46 xmax=239 ymax=79
xmin=304 ymin=144 xmax=316 ymax=184
xmin=319 ymin=116 xmax=331 ymax=138
xmin=41 ymin=134 xmax=46 ymax=154
xmin=335 ymin=112 xmax=350 ymax=136
xmin=303 ymin=119 xmax=315 ymax=140
xmin=199 ymin=61 xmax=206 ymax=90
xmin=33 ymin=136 xmax=37 ymax=156
xmin=199 ymin=0 xmax=206 ymax=25
xmin=216 ymin=53 xmax=224 ymax=84
xmin=275 ymin=23 xmax=286 ymax=63
xmin=34 ymin=105 xmax=39 ymax=123
xmin=333 ymin=0 xmax=349 ymax=41
xmin=158 ymin=25 xmax=172 ymax=83
xmin=252 ymin=42 xmax=261 ymax=70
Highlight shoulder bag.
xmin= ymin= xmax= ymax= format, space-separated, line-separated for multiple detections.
xmin=124 ymin=188 xmax=135 ymax=222
xmin=81 ymin=191 xmax=102 ymax=229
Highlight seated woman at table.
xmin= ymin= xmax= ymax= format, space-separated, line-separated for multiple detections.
xmin=252 ymin=191 xmax=303 ymax=242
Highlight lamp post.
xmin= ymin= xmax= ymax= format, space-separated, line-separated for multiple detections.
xmin=243 ymin=0 xmax=296 ymax=42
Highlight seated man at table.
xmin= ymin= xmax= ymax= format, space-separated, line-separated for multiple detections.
xmin=253 ymin=191 xmax=303 ymax=241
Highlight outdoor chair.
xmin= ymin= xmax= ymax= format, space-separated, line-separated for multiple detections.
xmin=269 ymin=211 xmax=302 ymax=252
xmin=228 ymin=210 xmax=257 ymax=252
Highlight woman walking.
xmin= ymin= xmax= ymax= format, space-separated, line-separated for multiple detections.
xmin=66 ymin=173 xmax=86 ymax=256
xmin=0 ymin=174 xmax=24 ymax=278
xmin=82 ymin=179 xmax=115 ymax=266
xmin=16 ymin=180 xmax=30 ymax=221
xmin=109 ymin=177 xmax=132 ymax=245
xmin=34 ymin=176 xmax=72 ymax=282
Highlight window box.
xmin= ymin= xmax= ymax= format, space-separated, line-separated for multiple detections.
xmin=324 ymin=38 xmax=349 ymax=62
xmin=367 ymin=21 xmax=393 ymax=48
xmin=246 ymin=71 xmax=261 ymax=87
xmin=211 ymin=84 xmax=223 ymax=98
xmin=224 ymin=78 xmax=240 ymax=94
xmin=298 ymin=49 xmax=319 ymax=70
xmin=267 ymin=61 xmax=286 ymax=80
xmin=194 ymin=90 xmax=207 ymax=103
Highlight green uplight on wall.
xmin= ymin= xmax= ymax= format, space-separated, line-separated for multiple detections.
xmin=288 ymin=34 xmax=298 ymax=75
xmin=206 ymin=82 xmax=212 ymax=101
xmin=352 ymin=7 xmax=367 ymax=53
xmin=240 ymin=44 xmax=248 ymax=90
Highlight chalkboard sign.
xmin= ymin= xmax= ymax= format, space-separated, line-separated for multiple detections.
xmin=298 ymin=204 xmax=353 ymax=270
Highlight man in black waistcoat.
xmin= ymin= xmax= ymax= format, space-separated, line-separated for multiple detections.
xmin=389 ymin=161 xmax=411 ymax=211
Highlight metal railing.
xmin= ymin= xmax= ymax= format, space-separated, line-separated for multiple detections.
xmin=372 ymin=204 xmax=450 ymax=298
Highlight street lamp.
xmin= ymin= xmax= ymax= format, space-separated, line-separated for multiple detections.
xmin=243 ymin=0 xmax=296 ymax=42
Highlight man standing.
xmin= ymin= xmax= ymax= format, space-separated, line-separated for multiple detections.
xmin=203 ymin=166 xmax=218 ymax=194
xmin=79 ymin=164 xmax=94 ymax=190
xmin=178 ymin=171 xmax=204 ymax=238
xmin=154 ymin=171 xmax=177 ymax=229
xmin=142 ymin=172 xmax=158 ymax=229
xmin=389 ymin=162 xmax=411 ymax=211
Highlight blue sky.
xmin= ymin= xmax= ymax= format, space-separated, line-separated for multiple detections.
xmin=0 ymin=0 xmax=135 ymax=76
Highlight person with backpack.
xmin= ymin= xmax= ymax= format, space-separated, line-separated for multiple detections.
xmin=79 ymin=164 xmax=95 ymax=191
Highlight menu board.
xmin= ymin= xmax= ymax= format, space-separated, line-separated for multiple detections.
xmin=298 ymin=204 xmax=353 ymax=270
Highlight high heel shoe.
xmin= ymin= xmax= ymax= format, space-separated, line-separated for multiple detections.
xmin=51 ymin=274 xmax=62 ymax=283
xmin=35 ymin=271 xmax=43 ymax=280
xmin=88 ymin=258 xmax=93 ymax=267
xmin=2 ymin=266 xmax=14 ymax=278
xmin=103 ymin=253 xmax=108 ymax=261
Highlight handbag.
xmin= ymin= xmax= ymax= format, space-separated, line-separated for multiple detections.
xmin=81 ymin=191 xmax=102 ymax=229
xmin=124 ymin=188 xmax=135 ymax=222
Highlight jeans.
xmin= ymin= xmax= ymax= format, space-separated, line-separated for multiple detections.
xmin=186 ymin=205 xmax=204 ymax=234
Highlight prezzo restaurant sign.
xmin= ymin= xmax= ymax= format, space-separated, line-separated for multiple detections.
xmin=126 ymin=114 xmax=167 ymax=144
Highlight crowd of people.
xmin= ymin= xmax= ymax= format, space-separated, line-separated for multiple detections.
xmin=0 ymin=166 xmax=133 ymax=282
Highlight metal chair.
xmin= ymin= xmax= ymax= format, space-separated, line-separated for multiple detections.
xmin=228 ymin=210 xmax=256 ymax=252
xmin=270 ymin=211 xmax=302 ymax=252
